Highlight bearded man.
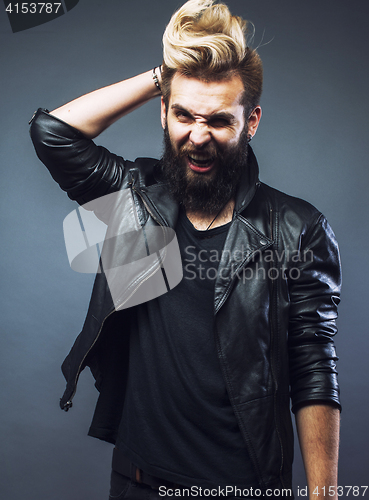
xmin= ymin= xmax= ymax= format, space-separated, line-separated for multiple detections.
xmin=30 ymin=0 xmax=341 ymax=498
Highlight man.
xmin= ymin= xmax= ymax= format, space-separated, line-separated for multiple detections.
xmin=30 ymin=0 xmax=341 ymax=498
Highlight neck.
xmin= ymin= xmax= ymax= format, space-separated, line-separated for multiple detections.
xmin=185 ymin=198 xmax=235 ymax=231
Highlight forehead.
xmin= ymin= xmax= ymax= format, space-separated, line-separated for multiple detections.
xmin=169 ymin=73 xmax=245 ymax=116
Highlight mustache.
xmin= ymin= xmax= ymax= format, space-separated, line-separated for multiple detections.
xmin=177 ymin=143 xmax=218 ymax=160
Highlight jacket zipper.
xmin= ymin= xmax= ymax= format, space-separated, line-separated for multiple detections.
xmin=62 ymin=183 xmax=167 ymax=411
xmin=215 ymin=229 xmax=273 ymax=314
xmin=132 ymin=185 xmax=168 ymax=228
xmin=268 ymin=207 xmax=286 ymax=485
xmin=62 ymin=308 xmax=116 ymax=411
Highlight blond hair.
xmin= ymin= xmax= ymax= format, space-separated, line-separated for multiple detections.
xmin=161 ymin=0 xmax=263 ymax=115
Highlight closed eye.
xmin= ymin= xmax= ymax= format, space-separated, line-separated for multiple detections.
xmin=209 ymin=118 xmax=232 ymax=128
xmin=175 ymin=110 xmax=193 ymax=122
xmin=170 ymin=104 xmax=235 ymax=128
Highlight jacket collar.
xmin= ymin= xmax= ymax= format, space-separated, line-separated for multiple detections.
xmin=234 ymin=145 xmax=260 ymax=215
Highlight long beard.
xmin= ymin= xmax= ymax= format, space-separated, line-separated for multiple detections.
xmin=161 ymin=126 xmax=249 ymax=215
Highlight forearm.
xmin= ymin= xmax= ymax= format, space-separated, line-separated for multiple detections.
xmin=296 ymin=404 xmax=340 ymax=499
xmin=50 ymin=69 xmax=161 ymax=138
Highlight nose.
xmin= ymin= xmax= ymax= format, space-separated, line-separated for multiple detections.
xmin=189 ymin=122 xmax=211 ymax=148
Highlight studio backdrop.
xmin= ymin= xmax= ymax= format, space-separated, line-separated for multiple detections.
xmin=1 ymin=1 xmax=368 ymax=498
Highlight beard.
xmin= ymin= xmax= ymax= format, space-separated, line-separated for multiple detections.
xmin=161 ymin=125 xmax=250 ymax=215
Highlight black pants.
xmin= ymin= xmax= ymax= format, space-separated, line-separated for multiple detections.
xmin=108 ymin=469 xmax=155 ymax=499
xmin=108 ymin=469 xmax=283 ymax=499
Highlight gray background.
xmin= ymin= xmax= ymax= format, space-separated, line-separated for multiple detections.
xmin=1 ymin=0 xmax=368 ymax=498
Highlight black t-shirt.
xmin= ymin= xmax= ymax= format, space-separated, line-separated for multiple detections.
xmin=116 ymin=210 xmax=257 ymax=488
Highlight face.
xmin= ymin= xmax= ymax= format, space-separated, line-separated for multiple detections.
xmin=160 ymin=73 xmax=261 ymax=214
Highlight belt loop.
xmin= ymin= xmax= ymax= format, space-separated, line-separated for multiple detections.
xmin=135 ymin=467 xmax=142 ymax=483
xmin=130 ymin=462 xmax=142 ymax=483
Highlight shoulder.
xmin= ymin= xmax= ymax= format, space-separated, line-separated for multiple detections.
xmin=130 ymin=157 xmax=162 ymax=188
xmin=246 ymin=182 xmax=338 ymax=250
xmin=255 ymin=182 xmax=330 ymax=236
xmin=259 ymin=182 xmax=321 ymax=221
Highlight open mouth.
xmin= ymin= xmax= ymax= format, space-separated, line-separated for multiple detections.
xmin=187 ymin=153 xmax=215 ymax=173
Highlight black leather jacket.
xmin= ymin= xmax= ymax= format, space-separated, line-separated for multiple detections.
xmin=30 ymin=109 xmax=341 ymax=492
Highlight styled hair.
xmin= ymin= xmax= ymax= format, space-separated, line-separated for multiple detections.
xmin=161 ymin=0 xmax=263 ymax=116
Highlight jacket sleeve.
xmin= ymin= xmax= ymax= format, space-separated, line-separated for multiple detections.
xmin=287 ymin=213 xmax=342 ymax=413
xmin=29 ymin=108 xmax=128 ymax=205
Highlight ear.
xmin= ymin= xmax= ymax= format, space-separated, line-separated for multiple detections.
xmin=161 ymin=97 xmax=167 ymax=130
xmin=247 ymin=106 xmax=262 ymax=138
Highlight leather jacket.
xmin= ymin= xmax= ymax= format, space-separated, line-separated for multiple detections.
xmin=30 ymin=109 xmax=341 ymax=492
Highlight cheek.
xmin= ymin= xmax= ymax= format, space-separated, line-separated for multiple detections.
xmin=167 ymin=122 xmax=189 ymax=151
xmin=214 ymin=130 xmax=241 ymax=150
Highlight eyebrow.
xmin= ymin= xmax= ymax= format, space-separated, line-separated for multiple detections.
xmin=170 ymin=104 xmax=236 ymax=123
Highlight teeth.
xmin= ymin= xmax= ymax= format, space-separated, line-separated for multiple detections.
xmin=189 ymin=153 xmax=211 ymax=162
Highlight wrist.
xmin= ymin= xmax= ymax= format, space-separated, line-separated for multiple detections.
xmin=152 ymin=66 xmax=162 ymax=94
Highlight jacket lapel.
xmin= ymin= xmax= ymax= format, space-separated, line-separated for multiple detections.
xmin=214 ymin=216 xmax=274 ymax=313
xmin=139 ymin=183 xmax=179 ymax=229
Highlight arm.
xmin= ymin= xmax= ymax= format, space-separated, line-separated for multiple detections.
xmin=296 ymin=404 xmax=340 ymax=499
xmin=50 ymin=68 xmax=161 ymax=138
xmin=286 ymin=213 xmax=342 ymax=497
xmin=30 ymin=68 xmax=162 ymax=203
xmin=288 ymin=214 xmax=341 ymax=409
